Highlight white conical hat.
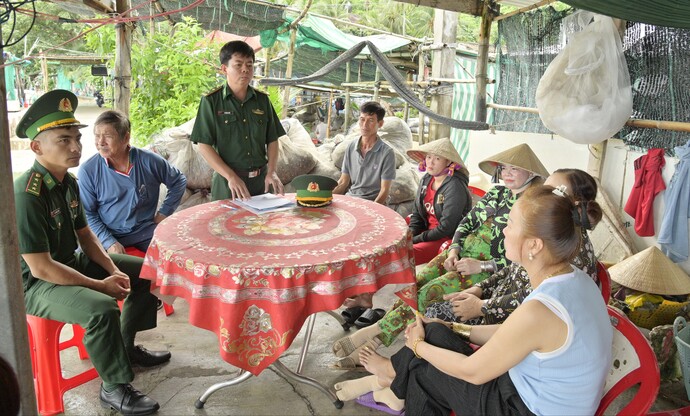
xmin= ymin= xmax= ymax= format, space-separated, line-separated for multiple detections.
xmin=609 ymin=246 xmax=690 ymax=295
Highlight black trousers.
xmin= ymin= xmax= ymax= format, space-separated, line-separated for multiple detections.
xmin=390 ymin=323 xmax=535 ymax=416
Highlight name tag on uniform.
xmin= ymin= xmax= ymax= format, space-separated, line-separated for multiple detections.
xmin=217 ymin=111 xmax=233 ymax=115
xmin=252 ymin=109 xmax=265 ymax=115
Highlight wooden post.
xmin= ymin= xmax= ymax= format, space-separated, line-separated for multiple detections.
xmin=40 ymin=53 xmax=49 ymax=92
xmin=149 ymin=2 xmax=155 ymax=35
xmin=281 ymin=27 xmax=297 ymax=118
xmin=373 ymin=66 xmax=381 ymax=101
xmin=403 ymin=71 xmax=412 ymax=123
xmin=264 ymin=47 xmax=271 ymax=78
xmin=115 ymin=0 xmax=133 ymax=115
xmin=418 ymin=51 xmax=426 ymax=144
xmin=326 ymin=89 xmax=334 ymax=138
xmin=475 ymin=1 xmax=494 ymax=123
xmin=344 ymin=61 xmax=351 ymax=131
xmin=429 ymin=9 xmax=457 ymax=142
xmin=0 ymin=29 xmax=39 ymax=415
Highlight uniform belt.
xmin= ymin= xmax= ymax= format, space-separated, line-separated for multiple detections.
xmin=234 ymin=165 xmax=266 ymax=178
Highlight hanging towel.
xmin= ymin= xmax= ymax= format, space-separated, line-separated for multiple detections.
xmin=624 ymin=148 xmax=666 ymax=236
xmin=659 ymin=141 xmax=690 ymax=262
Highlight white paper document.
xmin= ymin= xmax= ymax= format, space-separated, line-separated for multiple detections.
xmin=232 ymin=193 xmax=295 ymax=215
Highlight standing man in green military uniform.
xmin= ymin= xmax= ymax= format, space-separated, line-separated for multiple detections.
xmin=191 ymin=40 xmax=286 ymax=200
xmin=14 ymin=90 xmax=169 ymax=416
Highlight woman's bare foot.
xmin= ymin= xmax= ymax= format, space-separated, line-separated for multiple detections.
xmin=333 ymin=375 xmax=384 ymax=401
xmin=343 ymin=292 xmax=374 ymax=309
xmin=359 ymin=346 xmax=395 ymax=387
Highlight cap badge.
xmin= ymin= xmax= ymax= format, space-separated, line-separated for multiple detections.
xmin=58 ymin=98 xmax=73 ymax=112
xmin=307 ymin=182 xmax=320 ymax=192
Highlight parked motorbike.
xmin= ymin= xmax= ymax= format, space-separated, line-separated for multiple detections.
xmin=94 ymin=91 xmax=104 ymax=108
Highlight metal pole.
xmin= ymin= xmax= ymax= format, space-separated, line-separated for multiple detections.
xmin=0 ymin=26 xmax=39 ymax=414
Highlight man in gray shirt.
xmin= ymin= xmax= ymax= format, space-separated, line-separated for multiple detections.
xmin=334 ymin=101 xmax=396 ymax=204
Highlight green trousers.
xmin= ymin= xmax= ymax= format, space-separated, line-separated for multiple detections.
xmin=211 ymin=170 xmax=267 ymax=200
xmin=24 ymin=253 xmax=158 ymax=384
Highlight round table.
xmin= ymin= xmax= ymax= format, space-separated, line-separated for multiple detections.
xmin=141 ymin=194 xmax=415 ymax=375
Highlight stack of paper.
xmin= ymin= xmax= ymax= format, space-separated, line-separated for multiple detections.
xmin=232 ymin=193 xmax=295 ymax=215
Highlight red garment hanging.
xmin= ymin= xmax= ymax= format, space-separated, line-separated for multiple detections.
xmin=624 ymin=148 xmax=666 ymax=236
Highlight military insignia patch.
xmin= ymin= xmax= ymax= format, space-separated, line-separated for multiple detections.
xmin=252 ymin=109 xmax=265 ymax=115
xmin=70 ymin=200 xmax=79 ymax=208
xmin=437 ymin=193 xmax=445 ymax=204
xmin=307 ymin=182 xmax=320 ymax=192
xmin=50 ymin=208 xmax=61 ymax=217
xmin=25 ymin=172 xmax=42 ymax=196
xmin=58 ymin=98 xmax=73 ymax=112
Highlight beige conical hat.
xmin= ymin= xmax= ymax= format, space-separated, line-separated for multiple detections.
xmin=478 ymin=143 xmax=549 ymax=178
xmin=406 ymin=138 xmax=466 ymax=169
xmin=609 ymin=246 xmax=690 ymax=295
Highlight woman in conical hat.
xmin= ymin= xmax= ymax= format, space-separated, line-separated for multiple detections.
xmin=406 ymin=138 xmax=472 ymax=264
xmin=331 ymin=143 xmax=549 ymax=368
xmin=339 ymin=185 xmax=612 ymax=416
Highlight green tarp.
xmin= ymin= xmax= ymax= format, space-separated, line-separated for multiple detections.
xmin=561 ymin=0 xmax=690 ymax=29
xmin=262 ymin=14 xmax=410 ymax=54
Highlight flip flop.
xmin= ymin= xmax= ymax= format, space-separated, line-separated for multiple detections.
xmin=341 ymin=306 xmax=367 ymax=330
xmin=355 ymin=392 xmax=405 ymax=416
xmin=354 ymin=308 xmax=385 ymax=329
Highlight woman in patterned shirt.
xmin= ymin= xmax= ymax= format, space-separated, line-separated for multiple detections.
xmin=426 ymin=168 xmax=602 ymax=325
xmin=331 ymin=144 xmax=548 ymax=368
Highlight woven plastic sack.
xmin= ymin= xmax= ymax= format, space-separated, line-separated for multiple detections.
xmin=674 ymin=316 xmax=690 ymax=399
xmin=536 ymin=11 xmax=632 ymax=144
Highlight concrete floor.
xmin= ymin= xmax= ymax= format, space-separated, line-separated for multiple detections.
xmin=57 ymin=285 xmax=411 ymax=416
xmin=50 ymin=282 xmax=690 ymax=416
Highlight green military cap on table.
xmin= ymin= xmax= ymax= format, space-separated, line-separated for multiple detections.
xmin=292 ymin=174 xmax=338 ymax=207
xmin=16 ymin=89 xmax=88 ymax=140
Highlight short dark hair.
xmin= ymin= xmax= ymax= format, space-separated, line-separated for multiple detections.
xmin=360 ymin=101 xmax=385 ymax=121
xmin=220 ymin=41 xmax=255 ymax=65
xmin=94 ymin=110 xmax=130 ymax=140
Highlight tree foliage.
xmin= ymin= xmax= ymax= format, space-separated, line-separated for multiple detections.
xmin=129 ymin=17 xmax=220 ymax=144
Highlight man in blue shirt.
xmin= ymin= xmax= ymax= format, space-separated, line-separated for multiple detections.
xmin=79 ymin=110 xmax=187 ymax=253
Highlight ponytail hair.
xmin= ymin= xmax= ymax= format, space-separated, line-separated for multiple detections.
xmin=553 ymin=169 xmax=602 ymax=229
xmin=519 ymin=185 xmax=582 ymax=263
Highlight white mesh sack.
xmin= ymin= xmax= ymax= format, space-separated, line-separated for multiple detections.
xmin=536 ymin=11 xmax=632 ymax=144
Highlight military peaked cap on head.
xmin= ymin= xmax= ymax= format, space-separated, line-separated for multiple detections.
xmin=16 ymin=89 xmax=88 ymax=140
xmin=292 ymin=174 xmax=338 ymax=207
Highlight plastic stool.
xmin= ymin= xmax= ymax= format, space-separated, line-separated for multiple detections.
xmin=26 ymin=315 xmax=99 ymax=416
xmin=123 ymin=246 xmax=175 ymax=316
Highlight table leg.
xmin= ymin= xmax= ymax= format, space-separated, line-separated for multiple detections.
xmin=296 ymin=314 xmax=317 ymax=374
xmin=272 ymin=360 xmax=344 ymax=409
xmin=194 ymin=370 xmax=252 ymax=409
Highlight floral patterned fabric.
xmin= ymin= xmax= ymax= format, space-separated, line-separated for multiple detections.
xmin=140 ymin=196 xmax=415 ymax=375
xmin=425 ymin=228 xmax=599 ymax=325
xmin=377 ymin=187 xmax=517 ymax=346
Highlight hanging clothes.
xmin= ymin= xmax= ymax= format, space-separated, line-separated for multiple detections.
xmin=624 ymin=148 xmax=666 ymax=237
xmin=659 ymin=141 xmax=690 ymax=262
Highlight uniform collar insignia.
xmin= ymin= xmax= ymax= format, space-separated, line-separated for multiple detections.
xmin=70 ymin=200 xmax=79 ymax=208
xmin=437 ymin=193 xmax=444 ymax=203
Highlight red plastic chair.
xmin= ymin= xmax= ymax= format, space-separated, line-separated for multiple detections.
xmin=596 ymin=261 xmax=611 ymax=304
xmin=468 ymin=185 xmax=486 ymax=198
xmin=124 ymin=246 xmax=174 ymax=316
xmin=26 ymin=315 xmax=99 ymax=416
xmin=594 ymin=306 xmax=660 ymax=416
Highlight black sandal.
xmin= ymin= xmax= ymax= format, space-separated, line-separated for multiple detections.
xmin=354 ymin=308 xmax=385 ymax=329
xmin=341 ymin=306 xmax=367 ymax=330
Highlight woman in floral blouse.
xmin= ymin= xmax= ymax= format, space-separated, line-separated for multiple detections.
xmin=331 ymin=144 xmax=549 ymax=368
xmin=426 ymin=168 xmax=602 ymax=325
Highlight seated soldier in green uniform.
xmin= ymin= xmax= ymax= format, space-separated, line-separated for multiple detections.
xmin=191 ymin=40 xmax=286 ymax=201
xmin=14 ymin=90 xmax=169 ymax=416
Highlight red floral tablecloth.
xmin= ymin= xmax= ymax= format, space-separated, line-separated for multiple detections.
xmin=140 ymin=195 xmax=415 ymax=375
